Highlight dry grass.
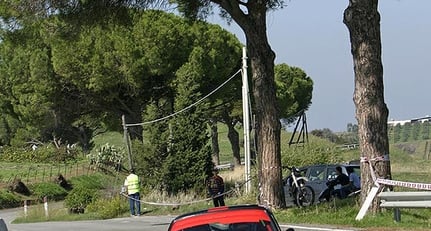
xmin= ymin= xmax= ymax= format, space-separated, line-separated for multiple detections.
xmin=219 ymin=165 xmax=245 ymax=182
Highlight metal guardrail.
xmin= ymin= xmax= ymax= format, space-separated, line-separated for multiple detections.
xmin=378 ymin=191 xmax=431 ymax=222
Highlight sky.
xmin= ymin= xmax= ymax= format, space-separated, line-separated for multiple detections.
xmin=209 ymin=0 xmax=431 ymax=132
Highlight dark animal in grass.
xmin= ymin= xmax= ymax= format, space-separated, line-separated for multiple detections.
xmin=9 ymin=179 xmax=31 ymax=196
xmin=56 ymin=174 xmax=73 ymax=190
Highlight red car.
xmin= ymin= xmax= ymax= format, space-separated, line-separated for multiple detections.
xmin=168 ymin=204 xmax=294 ymax=231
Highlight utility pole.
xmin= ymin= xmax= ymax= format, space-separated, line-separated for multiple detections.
xmin=122 ymin=115 xmax=133 ymax=170
xmin=242 ymin=47 xmax=251 ymax=193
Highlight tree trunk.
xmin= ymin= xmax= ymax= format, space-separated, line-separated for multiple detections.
xmin=241 ymin=12 xmax=283 ymax=209
xmin=223 ymin=112 xmax=241 ymax=166
xmin=344 ymin=0 xmax=391 ymax=213
xmin=216 ymin=0 xmax=284 ymax=209
xmin=210 ymin=119 xmax=220 ymax=165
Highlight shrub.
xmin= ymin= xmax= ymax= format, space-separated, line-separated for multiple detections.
xmin=0 ymin=189 xmax=21 ymax=209
xmin=30 ymin=182 xmax=68 ymax=201
xmin=86 ymin=195 xmax=129 ymax=219
xmin=86 ymin=143 xmax=125 ymax=171
xmin=65 ymin=186 xmax=99 ymax=213
xmin=0 ymin=144 xmax=81 ymax=163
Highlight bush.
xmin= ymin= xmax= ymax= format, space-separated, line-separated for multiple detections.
xmin=86 ymin=143 xmax=125 ymax=171
xmin=65 ymin=186 xmax=99 ymax=214
xmin=0 ymin=144 xmax=81 ymax=163
xmin=30 ymin=182 xmax=68 ymax=201
xmin=86 ymin=195 xmax=129 ymax=219
xmin=0 ymin=189 xmax=21 ymax=209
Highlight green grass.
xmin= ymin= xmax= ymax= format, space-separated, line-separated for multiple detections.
xmin=12 ymin=202 xmax=103 ymax=223
xmin=216 ymin=123 xmax=244 ymax=164
xmin=92 ymin=131 xmax=126 ymax=149
xmin=275 ymin=197 xmax=431 ymax=230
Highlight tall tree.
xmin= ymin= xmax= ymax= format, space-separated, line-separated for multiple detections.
xmin=176 ymin=0 xmax=286 ymax=208
xmin=344 ymin=0 xmax=391 ymax=213
xmin=0 ymin=21 xmax=76 ymax=146
xmin=163 ymin=47 xmax=214 ymax=194
xmin=132 ymin=12 xmax=242 ymax=191
xmin=1 ymin=0 xmax=286 ymax=208
xmin=186 ymin=20 xmax=242 ymax=167
xmin=274 ymin=63 xmax=313 ymax=123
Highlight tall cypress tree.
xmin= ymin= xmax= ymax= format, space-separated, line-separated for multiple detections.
xmin=162 ymin=47 xmax=214 ymax=194
xmin=135 ymin=100 xmax=171 ymax=188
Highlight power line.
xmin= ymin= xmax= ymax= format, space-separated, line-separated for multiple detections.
xmin=125 ymin=69 xmax=242 ymax=127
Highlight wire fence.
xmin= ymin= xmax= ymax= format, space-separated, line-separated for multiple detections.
xmin=0 ymin=163 xmax=96 ymax=186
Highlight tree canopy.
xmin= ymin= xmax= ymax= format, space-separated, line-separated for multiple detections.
xmin=275 ymin=63 xmax=313 ymax=123
xmin=0 ymin=0 xmax=299 ymax=208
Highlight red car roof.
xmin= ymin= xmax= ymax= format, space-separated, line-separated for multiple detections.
xmin=169 ymin=205 xmax=274 ymax=231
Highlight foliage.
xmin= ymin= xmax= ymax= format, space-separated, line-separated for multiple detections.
xmin=421 ymin=121 xmax=430 ymax=140
xmin=29 ymin=182 xmax=69 ymax=201
xmin=275 ymin=63 xmax=313 ymax=123
xmin=86 ymin=195 xmax=129 ymax=219
xmin=86 ymin=143 xmax=125 ymax=170
xmin=162 ymin=47 xmax=214 ymax=194
xmin=0 ymin=144 xmax=80 ymax=163
xmin=281 ymin=141 xmax=344 ymax=168
xmin=64 ymin=186 xmax=100 ymax=213
xmin=0 ymin=8 xmax=243 ymax=150
xmin=132 ymin=134 xmax=167 ymax=188
xmin=310 ymin=128 xmax=342 ymax=144
xmin=316 ymin=121 xmax=431 ymax=145
xmin=401 ymin=123 xmax=411 ymax=142
xmin=133 ymin=11 xmax=242 ymax=191
xmin=390 ymin=124 xmax=402 ymax=143
xmin=0 ymin=189 xmax=21 ymax=209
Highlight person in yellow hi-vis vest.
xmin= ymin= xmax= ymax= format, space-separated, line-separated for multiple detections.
xmin=124 ymin=169 xmax=141 ymax=216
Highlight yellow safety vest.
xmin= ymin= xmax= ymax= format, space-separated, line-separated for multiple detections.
xmin=125 ymin=174 xmax=139 ymax=194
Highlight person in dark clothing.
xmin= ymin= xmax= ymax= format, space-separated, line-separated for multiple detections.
xmin=207 ymin=168 xmax=225 ymax=207
xmin=318 ymin=166 xmax=350 ymax=202
xmin=341 ymin=166 xmax=361 ymax=198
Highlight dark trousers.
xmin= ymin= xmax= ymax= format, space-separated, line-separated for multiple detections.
xmin=212 ymin=194 xmax=225 ymax=207
xmin=318 ymin=188 xmax=332 ymax=202
xmin=129 ymin=192 xmax=141 ymax=215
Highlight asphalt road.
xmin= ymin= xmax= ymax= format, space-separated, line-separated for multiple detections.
xmin=0 ymin=207 xmax=360 ymax=231
xmin=1 ymin=208 xmax=175 ymax=231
